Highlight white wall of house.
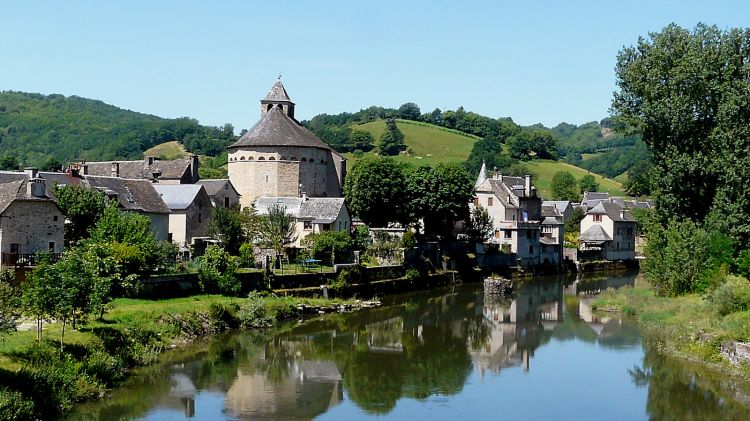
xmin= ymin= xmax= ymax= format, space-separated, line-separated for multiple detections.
xmin=580 ymin=214 xmax=635 ymax=261
xmin=167 ymin=212 xmax=188 ymax=246
xmin=294 ymin=206 xmax=351 ymax=247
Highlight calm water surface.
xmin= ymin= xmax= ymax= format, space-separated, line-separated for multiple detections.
xmin=69 ymin=272 xmax=750 ymax=420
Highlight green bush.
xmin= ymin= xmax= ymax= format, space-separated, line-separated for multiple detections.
xmin=238 ymin=243 xmax=255 ymax=268
xmin=197 ymin=245 xmax=239 ymax=294
xmin=237 ymin=296 xmax=272 ymax=329
xmin=208 ymin=303 xmax=239 ymax=331
xmin=301 ymin=231 xmax=354 ymax=263
xmin=708 ymin=275 xmax=750 ymax=316
xmin=0 ymin=388 xmax=35 ymax=421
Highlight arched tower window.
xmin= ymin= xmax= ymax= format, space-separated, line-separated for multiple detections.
xmin=267 ymin=104 xmax=273 ymax=111
xmin=240 ymin=156 xmax=245 ymax=161
xmin=300 ymin=157 xmax=306 ymax=162
xmin=258 ymin=157 xmax=265 ymax=161
xmin=269 ymin=157 xmax=276 ymax=161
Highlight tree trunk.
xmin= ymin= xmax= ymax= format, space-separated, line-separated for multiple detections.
xmin=36 ymin=317 xmax=42 ymax=341
xmin=99 ymin=306 xmax=105 ymax=321
xmin=60 ymin=318 xmax=66 ymax=352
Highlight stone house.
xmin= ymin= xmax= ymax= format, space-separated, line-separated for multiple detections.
xmin=82 ymin=176 xmax=171 ymax=241
xmin=227 ymin=79 xmax=346 ymax=209
xmin=473 ymin=166 xmax=543 ymax=266
xmin=540 ymin=204 xmax=565 ymax=264
xmin=71 ymin=155 xmax=200 ymax=184
xmin=253 ymin=196 xmax=350 ymax=248
xmin=153 ymin=184 xmax=213 ymax=251
xmin=0 ymin=171 xmax=65 ymax=266
xmin=196 ymin=179 xmax=240 ymax=209
xmin=579 ymin=201 xmax=636 ymax=261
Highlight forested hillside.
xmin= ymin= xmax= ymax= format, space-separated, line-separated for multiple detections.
xmin=0 ymin=91 xmax=235 ymax=169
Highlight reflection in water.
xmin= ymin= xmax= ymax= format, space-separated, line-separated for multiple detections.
xmin=68 ymin=272 xmax=750 ymax=420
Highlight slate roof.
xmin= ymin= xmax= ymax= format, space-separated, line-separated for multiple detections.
xmin=581 ymin=191 xmax=612 ymax=210
xmin=0 ymin=179 xmax=58 ymax=215
xmin=196 ymin=179 xmax=238 ymax=197
xmin=254 ymin=197 xmax=346 ymax=223
xmin=588 ymin=201 xmax=636 ymax=222
xmin=475 ymin=161 xmax=488 ymax=188
xmin=83 ymin=158 xmax=192 ymax=181
xmin=542 ymin=200 xmax=571 ymax=214
xmin=229 ymin=106 xmax=334 ymax=152
xmin=263 ymin=79 xmax=293 ymax=103
xmin=579 ymin=224 xmax=612 ymax=242
xmin=82 ymin=176 xmax=170 ymax=214
xmin=541 ymin=205 xmax=564 ymax=225
xmin=153 ymin=184 xmax=204 ymax=210
xmin=0 ymin=171 xmax=58 ymax=198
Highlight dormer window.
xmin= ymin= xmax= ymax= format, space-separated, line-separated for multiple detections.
xmin=488 ymin=197 xmax=493 ymax=206
xmin=593 ymin=214 xmax=602 ymax=222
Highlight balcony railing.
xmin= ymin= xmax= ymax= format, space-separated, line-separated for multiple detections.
xmin=1 ymin=253 xmax=63 ymax=267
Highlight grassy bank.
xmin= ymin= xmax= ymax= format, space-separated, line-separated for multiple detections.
xmin=0 ymin=293 xmax=357 ymax=419
xmin=592 ymin=279 xmax=750 ymax=380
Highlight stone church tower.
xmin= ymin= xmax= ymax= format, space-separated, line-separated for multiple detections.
xmin=228 ymin=79 xmax=346 ymax=208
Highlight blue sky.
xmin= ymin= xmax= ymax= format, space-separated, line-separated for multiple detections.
xmin=2 ymin=1 xmax=748 ymax=131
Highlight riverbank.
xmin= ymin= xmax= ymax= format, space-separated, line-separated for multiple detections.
xmin=592 ymin=279 xmax=750 ymax=398
xmin=0 ymin=293 xmax=377 ymax=419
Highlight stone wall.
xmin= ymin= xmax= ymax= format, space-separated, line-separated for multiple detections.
xmin=0 ymin=201 xmax=64 ymax=254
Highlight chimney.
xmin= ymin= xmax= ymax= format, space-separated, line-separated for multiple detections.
xmin=152 ymin=169 xmax=162 ymax=182
xmin=24 ymin=167 xmax=38 ymax=179
xmin=27 ymin=177 xmax=46 ymax=198
xmin=82 ymin=164 xmax=89 ymax=176
xmin=190 ymin=155 xmax=199 ymax=182
xmin=620 ymin=209 xmax=626 ymax=220
xmin=524 ymin=174 xmax=532 ymax=196
xmin=146 ymin=156 xmax=157 ymax=166
xmin=301 ymin=192 xmax=308 ymax=202
xmin=111 ymin=162 xmax=120 ymax=177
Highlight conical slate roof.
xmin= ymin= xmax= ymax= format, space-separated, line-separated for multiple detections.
xmin=229 ymin=106 xmax=332 ymax=151
xmin=475 ymin=161 xmax=488 ymax=188
xmin=263 ymin=79 xmax=292 ymax=102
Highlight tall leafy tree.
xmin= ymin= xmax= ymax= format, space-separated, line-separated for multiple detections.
xmin=344 ymin=157 xmax=410 ymax=227
xmin=407 ymin=164 xmax=474 ymax=237
xmin=550 ymin=171 xmax=579 ymax=201
xmin=466 ymin=206 xmax=494 ymax=242
xmin=398 ymin=103 xmax=421 ymax=121
xmin=612 ymin=23 xmax=750 ymax=243
xmin=53 ymin=184 xmax=107 ymax=244
xmin=378 ymin=118 xmax=406 ymax=156
xmin=578 ymin=174 xmax=600 ymax=193
xmin=207 ymin=207 xmax=247 ymax=255
xmin=258 ymin=204 xmax=297 ymax=258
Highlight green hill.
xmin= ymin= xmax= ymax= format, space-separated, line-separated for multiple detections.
xmin=344 ymin=118 xmax=625 ymax=200
xmin=0 ymin=91 xmax=235 ymax=168
xmin=347 ymin=119 xmax=478 ymax=167
xmin=524 ymin=160 xmax=626 ymax=198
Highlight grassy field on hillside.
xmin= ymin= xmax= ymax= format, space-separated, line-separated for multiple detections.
xmin=144 ymin=141 xmax=190 ymax=160
xmin=525 ymin=160 xmax=626 ymax=198
xmin=349 ymin=119 xmax=478 ymax=168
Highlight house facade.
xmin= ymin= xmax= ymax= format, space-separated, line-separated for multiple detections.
xmin=579 ymin=201 xmax=636 ymax=261
xmin=473 ymin=169 xmax=543 ymax=266
xmin=540 ymin=204 xmax=565 ymax=264
xmin=153 ymin=184 xmax=213 ymax=250
xmin=253 ymin=196 xmax=350 ymax=247
xmin=0 ymin=173 xmax=65 ymax=266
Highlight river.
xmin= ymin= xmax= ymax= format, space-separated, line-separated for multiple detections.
xmin=68 ymin=272 xmax=750 ymax=420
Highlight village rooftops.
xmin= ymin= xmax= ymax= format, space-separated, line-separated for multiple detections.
xmin=196 ymin=179 xmax=239 ymax=197
xmin=587 ymin=201 xmax=636 ymax=222
xmin=83 ymin=176 xmax=170 ymax=214
xmin=254 ymin=196 xmax=346 ymax=223
xmin=153 ymin=184 xmax=205 ymax=210
xmin=542 ymin=200 xmax=571 ymax=214
xmin=541 ymin=205 xmax=564 ymax=225
xmin=228 ymin=106 xmax=335 ymax=152
xmin=0 ymin=179 xmax=57 ymax=214
xmin=77 ymin=156 xmax=199 ymax=183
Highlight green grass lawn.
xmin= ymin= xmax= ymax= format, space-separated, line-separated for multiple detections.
xmin=524 ymin=160 xmax=626 ymax=199
xmin=580 ymin=152 xmax=602 ymax=161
